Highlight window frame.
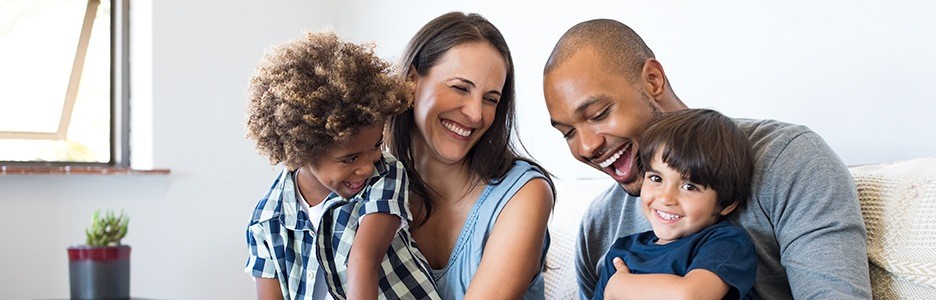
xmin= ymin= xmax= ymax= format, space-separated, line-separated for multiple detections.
xmin=113 ymin=0 xmax=130 ymax=168
xmin=0 ymin=0 xmax=129 ymax=169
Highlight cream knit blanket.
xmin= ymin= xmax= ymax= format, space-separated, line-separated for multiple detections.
xmin=850 ymin=157 xmax=936 ymax=299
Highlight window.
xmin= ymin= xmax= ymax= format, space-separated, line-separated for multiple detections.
xmin=0 ymin=0 xmax=128 ymax=167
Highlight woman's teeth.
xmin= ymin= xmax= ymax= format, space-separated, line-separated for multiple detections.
xmin=442 ymin=120 xmax=471 ymax=137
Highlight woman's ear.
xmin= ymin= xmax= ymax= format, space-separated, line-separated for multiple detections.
xmin=406 ymin=65 xmax=419 ymax=99
xmin=406 ymin=64 xmax=418 ymax=82
xmin=641 ymin=58 xmax=667 ymax=100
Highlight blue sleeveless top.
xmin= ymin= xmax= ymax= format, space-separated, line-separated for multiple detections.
xmin=431 ymin=161 xmax=550 ymax=299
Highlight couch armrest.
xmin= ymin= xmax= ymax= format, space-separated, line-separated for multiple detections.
xmin=850 ymin=157 xmax=936 ymax=299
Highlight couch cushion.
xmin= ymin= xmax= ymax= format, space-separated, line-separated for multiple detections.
xmin=850 ymin=157 xmax=936 ymax=299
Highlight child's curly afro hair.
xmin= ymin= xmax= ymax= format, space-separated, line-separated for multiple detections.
xmin=246 ymin=31 xmax=412 ymax=170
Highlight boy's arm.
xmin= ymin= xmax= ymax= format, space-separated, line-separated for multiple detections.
xmin=603 ymin=258 xmax=729 ymax=300
xmin=246 ymin=215 xmax=286 ymax=300
xmin=256 ymin=277 xmax=284 ymax=300
xmin=344 ymin=154 xmax=409 ymax=299
xmin=347 ymin=212 xmax=401 ymax=300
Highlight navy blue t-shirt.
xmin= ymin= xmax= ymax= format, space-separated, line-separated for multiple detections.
xmin=592 ymin=220 xmax=756 ymax=300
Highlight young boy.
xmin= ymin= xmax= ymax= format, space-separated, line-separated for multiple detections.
xmin=243 ymin=31 xmax=439 ymax=300
xmin=593 ymin=109 xmax=757 ymax=300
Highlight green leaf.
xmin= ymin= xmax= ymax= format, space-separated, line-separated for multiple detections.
xmin=84 ymin=208 xmax=129 ymax=246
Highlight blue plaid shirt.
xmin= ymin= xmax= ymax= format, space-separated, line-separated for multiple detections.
xmin=245 ymin=152 xmax=439 ymax=300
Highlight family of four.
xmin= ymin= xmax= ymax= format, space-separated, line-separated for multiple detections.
xmin=242 ymin=11 xmax=871 ymax=300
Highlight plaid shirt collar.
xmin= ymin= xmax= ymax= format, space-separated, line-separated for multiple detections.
xmin=279 ymin=155 xmax=390 ymax=232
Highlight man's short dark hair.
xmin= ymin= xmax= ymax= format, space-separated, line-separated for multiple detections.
xmin=544 ymin=19 xmax=655 ymax=83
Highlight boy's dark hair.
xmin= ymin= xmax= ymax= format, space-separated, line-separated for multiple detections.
xmin=637 ymin=108 xmax=754 ymax=213
xmin=246 ymin=31 xmax=411 ymax=170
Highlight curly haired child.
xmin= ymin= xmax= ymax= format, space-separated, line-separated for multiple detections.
xmin=593 ymin=109 xmax=757 ymax=300
xmin=243 ymin=31 xmax=439 ymax=300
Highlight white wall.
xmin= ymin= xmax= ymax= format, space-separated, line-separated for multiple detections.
xmin=1 ymin=1 xmax=934 ymax=299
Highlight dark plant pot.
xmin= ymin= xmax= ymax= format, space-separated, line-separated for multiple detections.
xmin=68 ymin=245 xmax=131 ymax=300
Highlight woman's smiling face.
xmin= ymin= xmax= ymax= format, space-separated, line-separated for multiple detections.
xmin=410 ymin=41 xmax=507 ymax=165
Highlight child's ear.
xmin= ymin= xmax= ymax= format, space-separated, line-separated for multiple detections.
xmin=718 ymin=201 xmax=740 ymax=216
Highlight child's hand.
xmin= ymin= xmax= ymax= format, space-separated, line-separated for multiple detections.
xmin=604 ymin=258 xmax=631 ymax=299
xmin=612 ymin=257 xmax=630 ymax=274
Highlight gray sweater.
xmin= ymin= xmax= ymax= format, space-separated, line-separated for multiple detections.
xmin=576 ymin=118 xmax=872 ymax=299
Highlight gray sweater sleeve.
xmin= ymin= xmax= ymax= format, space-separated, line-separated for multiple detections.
xmin=575 ymin=188 xmax=615 ymax=300
xmin=754 ymin=129 xmax=872 ymax=299
xmin=575 ymin=210 xmax=600 ymax=300
xmin=575 ymin=185 xmax=649 ymax=300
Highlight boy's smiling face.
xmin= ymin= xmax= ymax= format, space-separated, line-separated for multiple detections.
xmin=640 ymin=151 xmax=737 ymax=245
xmin=304 ymin=124 xmax=385 ymax=199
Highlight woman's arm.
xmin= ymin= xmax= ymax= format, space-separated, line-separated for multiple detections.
xmin=603 ymin=258 xmax=729 ymax=300
xmin=347 ymin=212 xmax=402 ymax=300
xmin=255 ymin=277 xmax=284 ymax=300
xmin=464 ymin=178 xmax=553 ymax=299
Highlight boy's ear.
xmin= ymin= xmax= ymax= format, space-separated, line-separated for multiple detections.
xmin=718 ymin=201 xmax=740 ymax=216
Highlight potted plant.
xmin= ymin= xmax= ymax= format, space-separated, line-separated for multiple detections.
xmin=68 ymin=209 xmax=130 ymax=300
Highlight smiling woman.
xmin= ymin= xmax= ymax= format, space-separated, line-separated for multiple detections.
xmin=0 ymin=0 xmax=125 ymax=165
xmin=387 ymin=12 xmax=556 ymax=299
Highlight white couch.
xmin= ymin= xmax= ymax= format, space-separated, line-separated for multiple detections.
xmin=543 ymin=157 xmax=936 ymax=300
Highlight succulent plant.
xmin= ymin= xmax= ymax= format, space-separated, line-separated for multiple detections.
xmin=85 ymin=209 xmax=129 ymax=247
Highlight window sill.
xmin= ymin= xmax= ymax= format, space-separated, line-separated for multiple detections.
xmin=0 ymin=165 xmax=170 ymax=175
